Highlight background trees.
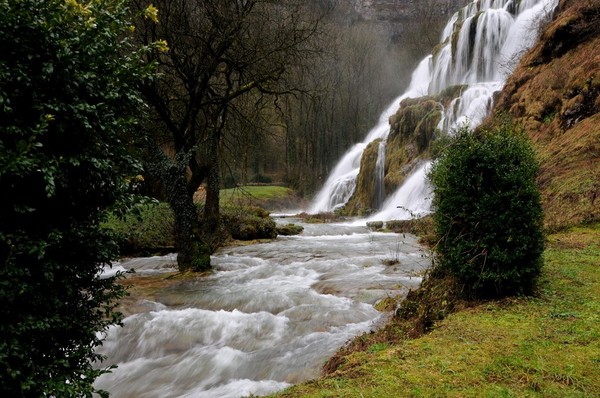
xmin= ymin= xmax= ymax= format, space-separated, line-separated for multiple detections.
xmin=131 ymin=0 xmax=470 ymax=271
xmin=429 ymin=124 xmax=545 ymax=297
xmin=279 ymin=21 xmax=409 ymax=195
xmin=227 ymin=0 xmax=471 ymax=196
xmin=133 ymin=0 xmax=327 ymax=270
xmin=0 ymin=0 xmax=149 ymax=395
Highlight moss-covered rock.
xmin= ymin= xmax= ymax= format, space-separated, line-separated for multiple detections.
xmin=343 ymin=85 xmax=467 ymax=216
xmin=276 ymin=223 xmax=304 ymax=236
xmin=366 ymin=221 xmax=384 ymax=231
xmin=221 ymin=206 xmax=277 ymax=240
xmin=385 ymin=97 xmax=445 ymax=195
xmin=344 ymin=139 xmax=384 ymax=216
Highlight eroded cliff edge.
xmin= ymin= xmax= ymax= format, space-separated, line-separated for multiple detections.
xmin=486 ymin=0 xmax=599 ymax=230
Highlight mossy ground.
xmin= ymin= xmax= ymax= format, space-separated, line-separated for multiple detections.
xmin=272 ymin=223 xmax=600 ymax=397
xmin=218 ymin=186 xmax=301 ymax=210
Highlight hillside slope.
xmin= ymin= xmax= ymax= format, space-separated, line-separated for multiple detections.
xmin=489 ymin=0 xmax=600 ymax=230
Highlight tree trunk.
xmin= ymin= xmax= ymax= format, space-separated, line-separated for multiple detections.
xmin=169 ymin=186 xmax=211 ymax=272
xmin=150 ymin=147 xmax=211 ymax=272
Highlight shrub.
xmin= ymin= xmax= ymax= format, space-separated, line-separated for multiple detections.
xmin=276 ymin=223 xmax=304 ymax=236
xmin=429 ymin=124 xmax=545 ymax=297
xmin=104 ymin=203 xmax=175 ymax=255
xmin=221 ymin=206 xmax=277 ymax=240
xmin=250 ymin=173 xmax=273 ymax=184
xmin=0 ymin=0 xmax=151 ymax=395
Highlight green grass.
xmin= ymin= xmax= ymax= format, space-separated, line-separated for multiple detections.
xmin=219 ymin=186 xmax=296 ymax=208
xmin=274 ymin=223 xmax=600 ymax=397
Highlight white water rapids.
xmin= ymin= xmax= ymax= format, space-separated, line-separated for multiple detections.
xmin=95 ymin=219 xmax=429 ymax=397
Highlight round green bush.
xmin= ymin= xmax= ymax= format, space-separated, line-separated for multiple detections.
xmin=221 ymin=206 xmax=277 ymax=240
xmin=429 ymin=124 xmax=544 ymax=297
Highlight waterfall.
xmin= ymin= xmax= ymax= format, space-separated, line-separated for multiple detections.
xmin=310 ymin=0 xmax=558 ymax=218
xmin=368 ymin=161 xmax=432 ymax=221
xmin=309 ymin=58 xmax=431 ymax=213
xmin=437 ymin=82 xmax=502 ymax=133
xmin=374 ymin=140 xmax=386 ymax=209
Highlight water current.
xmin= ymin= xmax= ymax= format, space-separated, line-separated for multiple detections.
xmin=95 ymin=218 xmax=430 ymax=397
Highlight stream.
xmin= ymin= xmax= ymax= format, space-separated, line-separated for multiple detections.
xmin=95 ymin=218 xmax=429 ymax=397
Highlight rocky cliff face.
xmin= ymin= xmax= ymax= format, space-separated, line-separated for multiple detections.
xmin=353 ymin=0 xmax=467 ymax=22
xmin=487 ymin=0 xmax=600 ymax=230
xmin=353 ymin=0 xmax=412 ymax=22
xmin=332 ymin=0 xmax=469 ymax=38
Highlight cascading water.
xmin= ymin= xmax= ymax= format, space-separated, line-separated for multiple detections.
xmin=95 ymin=221 xmax=429 ymax=397
xmin=367 ymin=161 xmax=433 ymax=221
xmin=309 ymin=58 xmax=432 ymax=213
xmin=374 ymin=140 xmax=386 ymax=209
xmin=311 ymin=0 xmax=559 ymax=219
xmin=95 ymin=2 xmax=561 ymax=397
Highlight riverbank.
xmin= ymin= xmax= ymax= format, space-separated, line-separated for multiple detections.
xmin=272 ymin=222 xmax=600 ymax=397
xmin=103 ymin=186 xmax=302 ymax=256
xmin=96 ymin=220 xmax=431 ymax=396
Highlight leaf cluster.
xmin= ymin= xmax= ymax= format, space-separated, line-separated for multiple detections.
xmin=0 ymin=0 xmax=151 ymax=395
xmin=429 ymin=123 xmax=545 ymax=297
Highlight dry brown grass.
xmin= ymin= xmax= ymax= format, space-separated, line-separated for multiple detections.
xmin=490 ymin=0 xmax=600 ymax=231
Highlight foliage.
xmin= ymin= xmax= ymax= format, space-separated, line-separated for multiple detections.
xmin=103 ymin=186 xmax=297 ymax=255
xmin=0 ymin=0 xmax=149 ymax=395
xmin=250 ymin=173 xmax=273 ymax=184
xmin=104 ymin=203 xmax=174 ymax=255
xmin=131 ymin=0 xmax=327 ymax=270
xmin=428 ymin=124 xmax=545 ymax=297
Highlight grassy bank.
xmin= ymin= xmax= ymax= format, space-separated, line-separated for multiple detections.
xmin=273 ymin=223 xmax=600 ymax=397
xmin=103 ymin=186 xmax=299 ymax=255
xmin=219 ymin=186 xmax=301 ymax=210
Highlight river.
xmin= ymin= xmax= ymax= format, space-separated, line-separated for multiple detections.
xmin=93 ymin=0 xmax=562 ymax=395
xmin=94 ymin=218 xmax=429 ymax=397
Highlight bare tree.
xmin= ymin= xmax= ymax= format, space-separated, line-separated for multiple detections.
xmin=133 ymin=0 xmax=326 ymax=271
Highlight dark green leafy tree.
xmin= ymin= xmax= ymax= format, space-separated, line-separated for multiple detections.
xmin=429 ymin=124 xmax=545 ymax=297
xmin=0 ymin=0 xmax=151 ymax=395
